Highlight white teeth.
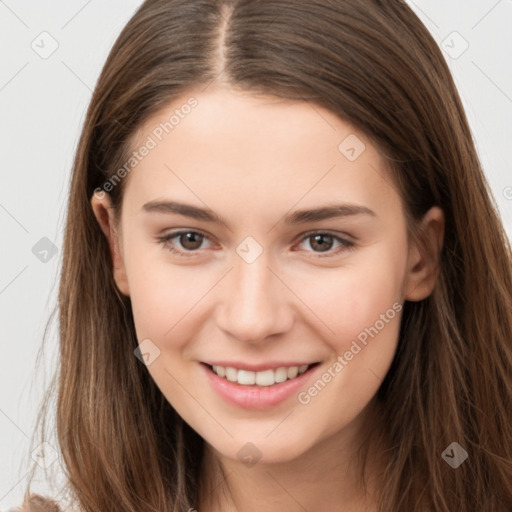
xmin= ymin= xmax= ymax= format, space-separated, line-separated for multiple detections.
xmin=256 ymin=369 xmax=275 ymax=386
xmin=211 ymin=364 xmax=312 ymax=386
xmin=237 ymin=370 xmax=256 ymax=385
xmin=225 ymin=367 xmax=237 ymax=382
xmin=287 ymin=366 xmax=298 ymax=379
xmin=274 ymin=367 xmax=288 ymax=383
xmin=213 ymin=365 xmax=226 ymax=378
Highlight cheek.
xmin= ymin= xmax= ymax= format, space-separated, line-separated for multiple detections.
xmin=130 ymin=274 xmax=204 ymax=346
xmin=123 ymin=242 xmax=203 ymax=343
xmin=294 ymin=249 xmax=406 ymax=428
xmin=292 ymin=250 xmax=406 ymax=350
xmin=295 ymin=269 xmax=403 ymax=436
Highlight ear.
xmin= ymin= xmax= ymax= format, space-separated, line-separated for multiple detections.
xmin=404 ymin=206 xmax=445 ymax=302
xmin=90 ymin=191 xmax=130 ymax=296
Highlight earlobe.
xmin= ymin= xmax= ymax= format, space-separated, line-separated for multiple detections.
xmin=404 ymin=206 xmax=445 ymax=302
xmin=90 ymin=192 xmax=130 ymax=296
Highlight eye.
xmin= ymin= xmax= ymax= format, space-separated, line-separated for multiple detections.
xmin=295 ymin=231 xmax=355 ymax=258
xmin=157 ymin=229 xmax=356 ymax=258
xmin=157 ymin=230 xmax=211 ymax=257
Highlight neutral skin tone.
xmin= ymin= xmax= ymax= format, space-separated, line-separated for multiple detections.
xmin=91 ymin=85 xmax=444 ymax=511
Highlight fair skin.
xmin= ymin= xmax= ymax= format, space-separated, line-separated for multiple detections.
xmin=91 ymin=86 xmax=444 ymax=511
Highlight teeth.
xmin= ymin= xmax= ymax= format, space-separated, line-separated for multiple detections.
xmin=211 ymin=364 xmax=311 ymax=386
xmin=287 ymin=366 xmax=298 ymax=379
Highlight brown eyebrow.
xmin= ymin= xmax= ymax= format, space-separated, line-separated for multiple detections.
xmin=142 ymin=200 xmax=376 ymax=226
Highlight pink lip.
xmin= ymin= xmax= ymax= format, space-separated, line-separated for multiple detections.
xmin=203 ymin=360 xmax=316 ymax=372
xmin=200 ymin=362 xmax=321 ymax=410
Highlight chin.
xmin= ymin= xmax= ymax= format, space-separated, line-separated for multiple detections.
xmin=207 ymin=431 xmax=316 ymax=467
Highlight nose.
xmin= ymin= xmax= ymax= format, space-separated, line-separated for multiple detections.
xmin=214 ymin=251 xmax=294 ymax=345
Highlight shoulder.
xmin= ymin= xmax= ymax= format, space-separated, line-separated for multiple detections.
xmin=14 ymin=507 xmax=81 ymax=512
xmin=11 ymin=494 xmax=80 ymax=512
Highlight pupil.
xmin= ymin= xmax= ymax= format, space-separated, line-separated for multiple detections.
xmin=178 ymin=233 xmax=334 ymax=252
xmin=312 ymin=234 xmax=332 ymax=252
xmin=182 ymin=232 xmax=201 ymax=249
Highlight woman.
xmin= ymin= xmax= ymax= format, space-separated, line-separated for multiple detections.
xmin=19 ymin=0 xmax=512 ymax=510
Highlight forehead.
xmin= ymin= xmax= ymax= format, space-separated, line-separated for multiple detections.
xmin=122 ymin=87 xmax=401 ymax=224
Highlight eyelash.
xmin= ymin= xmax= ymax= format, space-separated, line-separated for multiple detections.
xmin=157 ymin=230 xmax=356 ymax=259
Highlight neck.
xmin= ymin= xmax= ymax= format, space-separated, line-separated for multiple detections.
xmin=197 ymin=398 xmax=387 ymax=512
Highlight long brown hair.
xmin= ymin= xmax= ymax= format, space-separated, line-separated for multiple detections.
xmin=21 ymin=0 xmax=512 ymax=510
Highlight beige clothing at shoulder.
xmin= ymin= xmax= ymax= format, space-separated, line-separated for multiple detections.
xmin=11 ymin=500 xmax=81 ymax=512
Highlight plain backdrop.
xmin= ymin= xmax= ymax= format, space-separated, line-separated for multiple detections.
xmin=1 ymin=0 xmax=511 ymax=509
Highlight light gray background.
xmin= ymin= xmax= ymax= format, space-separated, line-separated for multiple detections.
xmin=1 ymin=0 xmax=511 ymax=509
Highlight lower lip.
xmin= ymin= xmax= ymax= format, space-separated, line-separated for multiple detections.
xmin=200 ymin=362 xmax=320 ymax=410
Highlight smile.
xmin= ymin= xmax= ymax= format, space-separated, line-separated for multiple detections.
xmin=201 ymin=361 xmax=322 ymax=409
xmin=210 ymin=364 xmax=311 ymax=386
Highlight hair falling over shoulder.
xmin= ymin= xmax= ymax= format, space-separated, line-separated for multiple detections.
xmin=20 ymin=0 xmax=512 ymax=510
xmin=15 ymin=494 xmax=61 ymax=512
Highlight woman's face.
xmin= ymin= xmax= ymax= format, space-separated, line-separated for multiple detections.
xmin=93 ymin=86 xmax=442 ymax=464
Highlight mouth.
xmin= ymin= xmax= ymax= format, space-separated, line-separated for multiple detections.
xmin=202 ymin=362 xmax=321 ymax=387
xmin=200 ymin=361 xmax=323 ymax=410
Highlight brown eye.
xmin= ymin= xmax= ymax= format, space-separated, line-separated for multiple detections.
xmin=308 ymin=234 xmax=335 ymax=252
xmin=177 ymin=231 xmax=204 ymax=251
xmin=158 ymin=230 xmax=210 ymax=257
xmin=158 ymin=230 xmax=355 ymax=259
xmin=296 ymin=231 xmax=355 ymax=258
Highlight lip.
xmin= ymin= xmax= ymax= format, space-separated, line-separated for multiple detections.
xmin=202 ymin=360 xmax=317 ymax=372
xmin=200 ymin=362 xmax=321 ymax=410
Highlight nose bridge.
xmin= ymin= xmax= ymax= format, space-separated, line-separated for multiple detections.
xmin=215 ymin=244 xmax=292 ymax=342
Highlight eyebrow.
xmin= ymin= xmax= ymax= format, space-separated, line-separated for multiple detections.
xmin=142 ymin=200 xmax=376 ymax=226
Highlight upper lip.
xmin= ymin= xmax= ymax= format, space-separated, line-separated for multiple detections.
xmin=202 ymin=361 xmax=319 ymax=372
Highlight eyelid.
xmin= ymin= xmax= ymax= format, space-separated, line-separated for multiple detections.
xmin=157 ymin=229 xmax=214 ymax=254
xmin=157 ymin=228 xmax=356 ymax=258
xmin=294 ymin=229 xmax=355 ymax=244
xmin=292 ymin=230 xmax=356 ymax=258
